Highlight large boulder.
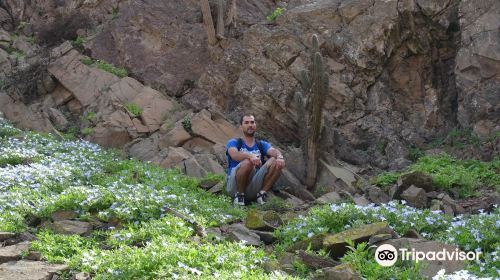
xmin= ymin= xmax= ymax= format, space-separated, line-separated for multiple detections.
xmin=48 ymin=50 xmax=120 ymax=107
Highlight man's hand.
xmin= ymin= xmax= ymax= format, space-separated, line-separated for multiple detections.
xmin=276 ymin=157 xmax=285 ymax=168
xmin=250 ymin=154 xmax=262 ymax=167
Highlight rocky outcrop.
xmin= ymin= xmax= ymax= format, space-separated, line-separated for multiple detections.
xmin=1 ymin=0 xmax=497 ymax=184
xmin=180 ymin=0 xmax=497 ymax=175
xmin=455 ymin=0 xmax=500 ymax=137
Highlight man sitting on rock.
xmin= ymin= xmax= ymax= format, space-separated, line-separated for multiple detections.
xmin=226 ymin=114 xmax=285 ymax=206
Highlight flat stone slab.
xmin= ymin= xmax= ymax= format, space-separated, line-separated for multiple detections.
xmin=225 ymin=223 xmax=261 ymax=246
xmin=323 ymin=222 xmax=395 ymax=258
xmin=52 ymin=220 xmax=92 ymax=235
xmin=51 ymin=210 xmax=78 ymax=221
xmin=0 ymin=232 xmax=15 ymax=242
xmin=0 ymin=241 xmax=31 ymax=264
xmin=0 ymin=260 xmax=68 ymax=280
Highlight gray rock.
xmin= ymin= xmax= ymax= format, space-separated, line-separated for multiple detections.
xmin=0 ymin=260 xmax=68 ymax=280
xmin=353 ymin=195 xmax=370 ymax=206
xmin=51 ymin=220 xmax=93 ymax=236
xmin=194 ymin=154 xmax=225 ymax=176
xmin=183 ymin=157 xmax=208 ymax=179
xmin=208 ymin=181 xmax=224 ymax=194
xmin=74 ymin=272 xmax=91 ymax=280
xmin=250 ymin=230 xmax=276 ymax=245
xmin=25 ymin=251 xmax=42 ymax=261
xmin=0 ymin=48 xmax=11 ymax=73
xmin=274 ymin=190 xmax=306 ymax=208
xmin=0 ymin=241 xmax=31 ymax=264
xmin=316 ymin=191 xmax=341 ymax=205
xmin=278 ymin=252 xmax=299 ymax=274
xmin=368 ymin=233 xmax=393 ymax=245
xmin=297 ymin=250 xmax=339 ymax=270
xmin=224 ymin=223 xmax=261 ymax=246
xmin=323 ymin=222 xmax=396 ymax=258
xmin=403 ymin=229 xmax=423 ymax=239
xmin=48 ymin=108 xmax=69 ymax=131
xmin=0 ymin=232 xmax=15 ymax=242
xmin=430 ymin=199 xmax=442 ymax=212
xmin=206 ymin=227 xmax=224 ymax=241
xmin=398 ymin=172 xmax=434 ymax=192
xmin=51 ymin=210 xmax=78 ymax=222
xmin=199 ymin=177 xmax=220 ymax=190
xmin=366 ymin=186 xmax=390 ymax=204
xmin=401 ymin=185 xmax=428 ymax=209
xmin=441 ymin=194 xmax=465 ymax=215
xmin=0 ymin=29 xmax=10 ymax=42
xmin=19 ymin=232 xmax=36 ymax=242
xmin=245 ymin=209 xmax=283 ymax=231
xmin=387 ymin=184 xmax=401 ymax=200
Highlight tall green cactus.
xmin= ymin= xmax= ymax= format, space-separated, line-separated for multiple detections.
xmin=296 ymin=34 xmax=329 ymax=190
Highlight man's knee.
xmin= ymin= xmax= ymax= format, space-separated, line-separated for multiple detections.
xmin=238 ymin=159 xmax=254 ymax=174
xmin=265 ymin=158 xmax=283 ymax=171
xmin=265 ymin=157 xmax=276 ymax=169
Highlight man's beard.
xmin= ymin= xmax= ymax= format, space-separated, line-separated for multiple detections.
xmin=243 ymin=131 xmax=255 ymax=137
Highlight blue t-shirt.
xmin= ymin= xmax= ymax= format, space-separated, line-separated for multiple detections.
xmin=226 ymin=138 xmax=271 ymax=175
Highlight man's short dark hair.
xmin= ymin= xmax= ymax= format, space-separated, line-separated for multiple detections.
xmin=239 ymin=114 xmax=255 ymax=125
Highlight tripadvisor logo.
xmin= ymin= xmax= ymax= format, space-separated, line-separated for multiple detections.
xmin=375 ymin=244 xmax=398 ymax=267
xmin=374 ymin=243 xmax=481 ymax=267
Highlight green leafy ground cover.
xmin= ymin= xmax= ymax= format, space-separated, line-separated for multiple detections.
xmin=0 ymin=117 xmax=297 ymax=279
xmin=373 ymin=154 xmax=499 ymax=198
xmin=1 ymin=116 xmax=498 ymax=279
xmin=275 ymin=202 xmax=499 ymax=279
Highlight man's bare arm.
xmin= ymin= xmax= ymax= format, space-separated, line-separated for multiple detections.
xmin=267 ymin=147 xmax=283 ymax=159
xmin=227 ymin=147 xmax=252 ymax=161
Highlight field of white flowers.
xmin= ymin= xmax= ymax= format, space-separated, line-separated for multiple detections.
xmin=0 ymin=116 xmax=498 ymax=280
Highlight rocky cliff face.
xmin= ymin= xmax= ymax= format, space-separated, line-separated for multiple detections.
xmin=0 ymin=0 xmax=498 ymax=184
xmin=189 ymin=0 xmax=499 ymax=169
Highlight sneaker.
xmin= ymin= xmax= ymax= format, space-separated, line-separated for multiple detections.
xmin=256 ymin=191 xmax=268 ymax=205
xmin=233 ymin=192 xmax=245 ymax=206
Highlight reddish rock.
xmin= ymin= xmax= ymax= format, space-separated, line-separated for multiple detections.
xmin=159 ymin=123 xmax=192 ymax=148
xmin=48 ymin=50 xmax=120 ymax=106
xmin=50 ymin=84 xmax=73 ymax=106
xmin=159 ymin=147 xmax=192 ymax=169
